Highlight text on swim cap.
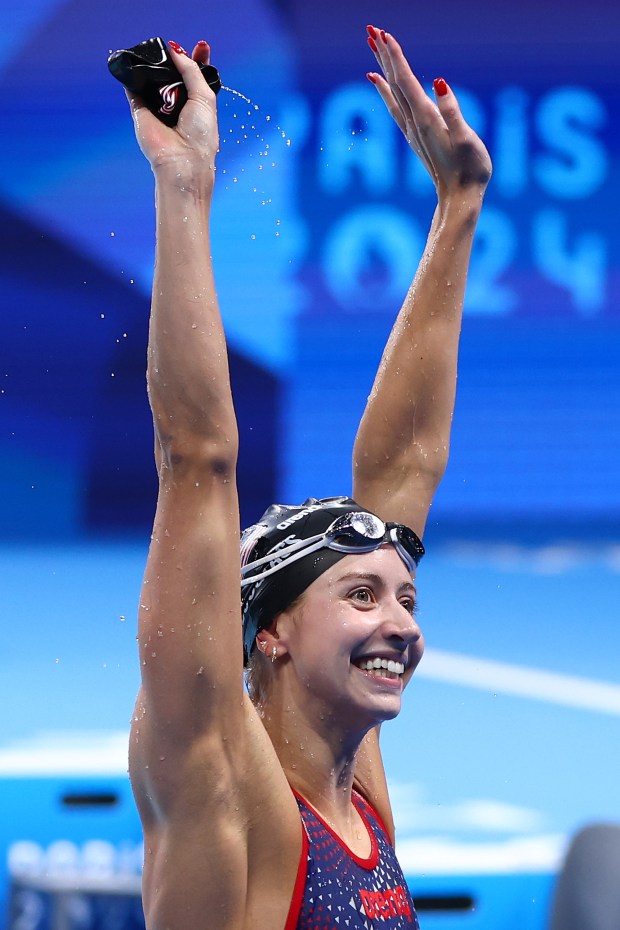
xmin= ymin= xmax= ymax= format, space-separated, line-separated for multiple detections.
xmin=276 ymin=504 xmax=324 ymax=530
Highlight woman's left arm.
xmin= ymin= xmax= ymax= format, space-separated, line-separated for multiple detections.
xmin=352 ymin=28 xmax=492 ymax=840
xmin=352 ymin=28 xmax=492 ymax=538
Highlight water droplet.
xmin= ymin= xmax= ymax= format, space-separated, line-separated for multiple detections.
xmin=221 ymin=85 xmax=254 ymax=106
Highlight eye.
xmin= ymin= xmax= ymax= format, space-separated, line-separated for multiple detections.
xmin=350 ymin=587 xmax=374 ymax=605
xmin=400 ymin=596 xmax=417 ymax=616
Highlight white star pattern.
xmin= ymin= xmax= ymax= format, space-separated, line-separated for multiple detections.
xmin=292 ymin=792 xmax=419 ymax=928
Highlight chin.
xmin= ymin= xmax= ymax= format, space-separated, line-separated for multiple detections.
xmin=378 ymin=704 xmax=401 ymax=722
xmin=365 ymin=695 xmax=403 ymax=725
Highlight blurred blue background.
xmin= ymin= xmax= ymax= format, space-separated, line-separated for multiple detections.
xmin=1 ymin=0 xmax=619 ymax=928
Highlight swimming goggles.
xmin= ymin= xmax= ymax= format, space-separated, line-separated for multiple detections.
xmin=240 ymin=511 xmax=424 ymax=586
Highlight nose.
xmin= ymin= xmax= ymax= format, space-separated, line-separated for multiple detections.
xmin=380 ymin=600 xmax=423 ymax=648
xmin=378 ymin=604 xmax=424 ymax=673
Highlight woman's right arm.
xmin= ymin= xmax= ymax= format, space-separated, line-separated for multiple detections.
xmin=125 ymin=46 xmax=302 ymax=929
xmin=127 ymin=41 xmax=246 ymax=822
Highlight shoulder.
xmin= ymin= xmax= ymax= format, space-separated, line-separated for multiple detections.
xmin=139 ymin=700 xmax=305 ymax=928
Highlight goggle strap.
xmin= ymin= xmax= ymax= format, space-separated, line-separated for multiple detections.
xmin=241 ymin=513 xmax=378 ymax=579
xmin=241 ymin=531 xmax=326 ymax=576
xmin=389 ymin=526 xmax=418 ymax=575
xmin=241 ymin=535 xmax=328 ymax=586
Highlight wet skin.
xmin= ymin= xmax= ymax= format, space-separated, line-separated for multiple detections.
xmin=262 ymin=545 xmax=425 ymax=737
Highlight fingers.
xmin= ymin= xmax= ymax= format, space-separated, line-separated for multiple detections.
xmin=369 ymin=27 xmax=470 ymax=144
xmin=432 ymin=78 xmax=469 ymax=142
xmin=366 ymin=72 xmax=406 ymax=136
xmin=168 ymin=41 xmax=214 ymax=101
xmin=367 ymin=26 xmax=446 ymax=138
xmin=368 ymin=28 xmax=427 ymax=111
xmin=367 ymin=26 xmax=416 ymax=137
xmin=366 ymin=71 xmax=426 ymax=167
xmin=365 ymin=28 xmax=492 ymax=192
xmin=367 ymin=26 xmax=400 ymax=102
xmin=191 ymin=40 xmax=211 ymax=65
xmin=125 ymin=88 xmax=155 ymax=129
xmin=372 ymin=28 xmax=428 ymax=106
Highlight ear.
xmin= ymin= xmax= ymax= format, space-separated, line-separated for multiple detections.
xmin=256 ymin=617 xmax=291 ymax=660
xmin=254 ymin=633 xmax=272 ymax=656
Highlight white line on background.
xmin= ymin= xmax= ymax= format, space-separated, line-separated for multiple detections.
xmin=419 ymin=649 xmax=620 ymax=715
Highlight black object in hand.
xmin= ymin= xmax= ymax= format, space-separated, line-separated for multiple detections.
xmin=108 ymin=37 xmax=221 ymax=127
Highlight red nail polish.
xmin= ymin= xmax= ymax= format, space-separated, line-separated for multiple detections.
xmin=367 ymin=36 xmax=378 ymax=53
xmin=367 ymin=25 xmax=377 ymax=38
xmin=168 ymin=40 xmax=188 ymax=57
xmin=366 ymin=72 xmax=377 ymax=85
xmin=380 ymin=30 xmax=388 ymax=44
xmin=433 ymin=77 xmax=448 ymax=96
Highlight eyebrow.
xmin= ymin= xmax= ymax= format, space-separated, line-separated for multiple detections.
xmin=335 ymin=571 xmax=417 ymax=597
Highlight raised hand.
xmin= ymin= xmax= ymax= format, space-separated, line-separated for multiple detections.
xmin=126 ymin=41 xmax=219 ymax=181
xmin=366 ymin=26 xmax=492 ymax=200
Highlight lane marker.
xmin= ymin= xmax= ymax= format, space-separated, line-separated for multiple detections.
xmin=0 ymin=730 xmax=129 ymax=775
xmin=419 ymin=649 xmax=620 ymax=715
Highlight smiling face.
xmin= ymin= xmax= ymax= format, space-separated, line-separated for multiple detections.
xmin=272 ymin=544 xmax=424 ymax=730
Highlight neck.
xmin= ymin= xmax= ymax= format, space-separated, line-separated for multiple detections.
xmin=259 ymin=693 xmax=365 ymax=821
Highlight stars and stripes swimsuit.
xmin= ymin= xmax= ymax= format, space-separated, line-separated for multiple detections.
xmin=284 ymin=789 xmax=419 ymax=929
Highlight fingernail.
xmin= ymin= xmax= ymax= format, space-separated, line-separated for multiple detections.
xmin=366 ymin=72 xmax=377 ymax=85
xmin=168 ymin=40 xmax=188 ymax=56
xmin=366 ymin=25 xmax=378 ymax=38
xmin=380 ymin=30 xmax=388 ymax=45
xmin=433 ymin=77 xmax=448 ymax=96
xmin=367 ymin=36 xmax=378 ymax=53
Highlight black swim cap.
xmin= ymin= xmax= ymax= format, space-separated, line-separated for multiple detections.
xmin=240 ymin=496 xmax=424 ymax=665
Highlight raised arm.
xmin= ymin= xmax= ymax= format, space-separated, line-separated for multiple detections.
xmin=125 ymin=42 xmax=304 ymax=928
xmin=127 ymin=41 xmax=246 ymax=821
xmin=352 ymin=27 xmax=492 ymax=537
xmin=351 ymin=28 xmax=491 ymax=837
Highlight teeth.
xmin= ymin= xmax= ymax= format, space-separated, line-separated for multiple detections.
xmin=359 ymin=658 xmax=404 ymax=675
